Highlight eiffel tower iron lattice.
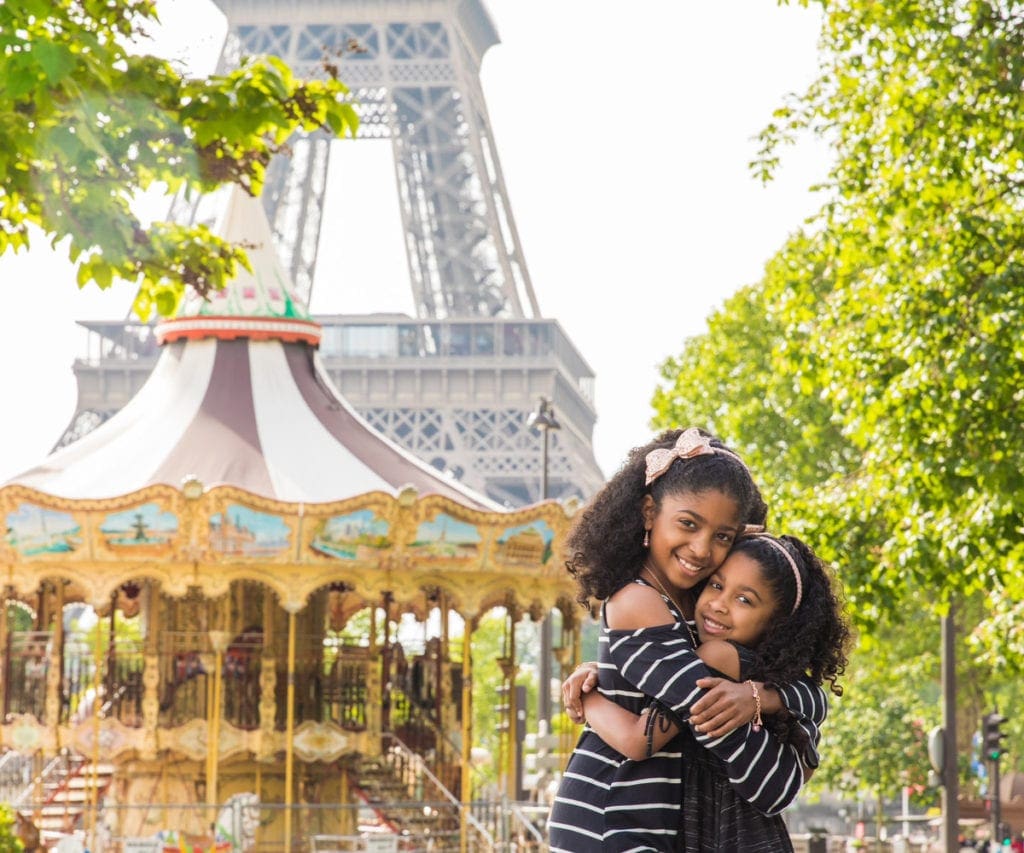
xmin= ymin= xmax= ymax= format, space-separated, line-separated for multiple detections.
xmin=58 ymin=0 xmax=605 ymax=506
xmin=211 ymin=0 xmax=538 ymax=321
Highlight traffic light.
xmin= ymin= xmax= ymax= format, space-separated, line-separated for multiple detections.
xmin=982 ymin=711 xmax=1008 ymax=761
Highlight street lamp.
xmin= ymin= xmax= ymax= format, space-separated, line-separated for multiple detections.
xmin=527 ymin=397 xmax=560 ymax=730
xmin=526 ymin=397 xmax=560 ymax=502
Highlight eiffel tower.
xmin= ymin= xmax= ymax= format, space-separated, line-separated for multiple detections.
xmin=62 ymin=0 xmax=604 ymax=506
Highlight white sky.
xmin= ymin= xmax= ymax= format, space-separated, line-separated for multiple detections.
xmin=0 ymin=0 xmax=829 ymax=483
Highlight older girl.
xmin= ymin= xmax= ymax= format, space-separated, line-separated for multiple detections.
xmin=547 ymin=428 xmax=828 ymax=852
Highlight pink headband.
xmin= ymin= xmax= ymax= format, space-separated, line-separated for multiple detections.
xmin=748 ymin=534 xmax=803 ymax=614
xmin=644 ymin=428 xmax=747 ymax=487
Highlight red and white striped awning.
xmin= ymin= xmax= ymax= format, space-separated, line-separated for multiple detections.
xmin=8 ymin=188 xmax=500 ymax=510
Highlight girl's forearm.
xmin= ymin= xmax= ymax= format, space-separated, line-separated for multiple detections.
xmin=581 ymin=692 xmax=678 ymax=760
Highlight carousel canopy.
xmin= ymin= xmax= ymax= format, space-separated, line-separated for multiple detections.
xmin=8 ymin=187 xmax=500 ymax=510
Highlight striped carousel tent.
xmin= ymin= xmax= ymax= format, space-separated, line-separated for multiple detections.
xmin=8 ymin=186 xmax=498 ymax=511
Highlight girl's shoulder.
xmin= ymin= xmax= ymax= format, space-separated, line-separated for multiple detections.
xmin=695 ymin=639 xmax=742 ymax=679
xmin=604 ymin=579 xmax=676 ymax=630
xmin=695 ymin=639 xmax=758 ymax=681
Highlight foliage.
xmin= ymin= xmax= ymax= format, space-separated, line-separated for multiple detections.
xmin=0 ymin=802 xmax=23 ymax=851
xmin=809 ymin=621 xmax=939 ymax=805
xmin=657 ymin=0 xmax=1024 ymax=634
xmin=652 ymin=0 xmax=1024 ymax=794
xmin=752 ymin=0 xmax=1024 ymax=616
xmin=0 ymin=0 xmax=358 ymax=318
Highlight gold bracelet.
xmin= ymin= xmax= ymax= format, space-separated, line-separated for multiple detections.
xmin=746 ymin=679 xmax=763 ymax=732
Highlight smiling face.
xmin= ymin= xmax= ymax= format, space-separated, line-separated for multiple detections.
xmin=695 ymin=551 xmax=780 ymax=647
xmin=642 ymin=489 xmax=743 ymax=597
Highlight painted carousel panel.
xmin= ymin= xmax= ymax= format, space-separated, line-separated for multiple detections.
xmin=98 ymin=503 xmax=179 ymax=555
xmin=208 ymin=504 xmax=291 ymax=559
xmin=310 ymin=508 xmax=391 ymax=561
xmin=407 ymin=512 xmax=481 ymax=561
xmin=494 ymin=519 xmax=555 ymax=566
xmin=5 ymin=503 xmax=82 ymax=557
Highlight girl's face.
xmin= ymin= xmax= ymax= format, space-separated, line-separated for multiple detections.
xmin=642 ymin=489 xmax=743 ymax=593
xmin=695 ymin=552 xmax=779 ymax=647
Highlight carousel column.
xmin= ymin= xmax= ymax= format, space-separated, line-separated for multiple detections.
xmin=458 ymin=612 xmax=475 ymax=853
xmin=499 ymin=602 xmax=520 ymax=801
xmin=283 ymin=607 xmax=298 ymax=853
xmin=140 ymin=582 xmax=160 ymax=760
xmin=258 ymin=592 xmax=277 ymax=762
xmin=0 ymin=585 xmax=8 ymax=740
xmin=364 ymin=600 xmax=383 ymax=741
xmin=556 ymin=606 xmax=580 ymax=768
xmin=437 ymin=594 xmax=455 ymax=781
xmin=88 ymin=608 xmax=103 ymax=845
xmin=207 ymin=627 xmax=231 ymax=813
xmin=44 ymin=581 xmax=64 ymax=731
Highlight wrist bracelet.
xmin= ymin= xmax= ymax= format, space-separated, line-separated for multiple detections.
xmin=746 ymin=679 xmax=763 ymax=732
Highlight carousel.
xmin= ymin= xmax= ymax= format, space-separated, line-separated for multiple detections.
xmin=0 ymin=187 xmax=581 ymax=850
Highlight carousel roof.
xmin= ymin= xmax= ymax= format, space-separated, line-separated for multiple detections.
xmin=8 ymin=187 xmax=501 ymax=510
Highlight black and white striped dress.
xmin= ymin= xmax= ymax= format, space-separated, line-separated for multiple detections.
xmin=677 ymin=642 xmax=818 ymax=852
xmin=547 ymin=579 xmax=827 ymax=852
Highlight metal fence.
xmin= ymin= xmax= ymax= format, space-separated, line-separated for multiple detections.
xmin=15 ymin=799 xmax=549 ymax=853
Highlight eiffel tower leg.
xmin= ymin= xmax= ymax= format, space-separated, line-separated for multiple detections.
xmin=261 ymin=131 xmax=333 ymax=308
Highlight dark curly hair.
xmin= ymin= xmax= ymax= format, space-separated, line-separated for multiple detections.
xmin=733 ymin=534 xmax=852 ymax=749
xmin=566 ymin=428 xmax=768 ymax=609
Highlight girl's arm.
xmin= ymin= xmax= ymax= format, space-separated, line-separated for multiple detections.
xmin=607 ymin=626 xmax=813 ymax=816
xmin=579 ymin=691 xmax=677 ymax=761
xmin=577 ymin=640 xmax=740 ymax=761
xmin=691 ymin=676 xmax=828 ymax=769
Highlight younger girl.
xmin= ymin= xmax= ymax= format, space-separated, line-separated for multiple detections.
xmin=547 ymin=428 xmax=829 ymax=852
xmin=578 ymin=532 xmax=850 ymax=851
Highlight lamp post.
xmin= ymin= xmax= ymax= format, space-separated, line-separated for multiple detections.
xmin=527 ymin=397 xmax=560 ymax=728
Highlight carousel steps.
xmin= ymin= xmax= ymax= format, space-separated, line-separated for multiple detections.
xmin=18 ymin=756 xmax=115 ymax=847
xmin=349 ymin=758 xmax=458 ymax=839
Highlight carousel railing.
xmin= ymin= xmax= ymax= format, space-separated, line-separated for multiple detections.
xmin=158 ymin=629 xmax=265 ymax=729
xmin=319 ymin=642 xmax=369 ymax=731
xmin=4 ymin=630 xmax=51 ymax=722
xmin=158 ymin=631 xmax=213 ymax=728
xmin=385 ymin=668 xmax=484 ymax=802
xmin=156 ymin=632 xmax=370 ymax=733
xmin=60 ymin=634 xmax=144 ymax=727
xmin=0 ymin=749 xmax=37 ymax=805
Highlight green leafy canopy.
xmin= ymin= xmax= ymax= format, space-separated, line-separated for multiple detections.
xmin=653 ymin=0 xmax=1024 ymax=791
xmin=0 ymin=0 xmax=359 ymax=319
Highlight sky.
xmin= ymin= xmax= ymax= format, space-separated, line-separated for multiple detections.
xmin=0 ymin=0 xmax=830 ymax=483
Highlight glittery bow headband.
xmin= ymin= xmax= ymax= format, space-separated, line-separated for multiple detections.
xmin=644 ymin=427 xmax=747 ymax=487
xmin=747 ymin=534 xmax=803 ymax=614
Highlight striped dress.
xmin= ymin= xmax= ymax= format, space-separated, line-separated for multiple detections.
xmin=547 ymin=579 xmax=827 ymax=853
xmin=677 ymin=643 xmax=815 ymax=852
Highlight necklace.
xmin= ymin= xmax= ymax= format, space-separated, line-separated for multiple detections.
xmin=643 ymin=561 xmax=699 ymax=646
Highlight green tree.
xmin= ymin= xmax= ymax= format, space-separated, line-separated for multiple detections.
xmin=653 ymin=0 xmax=1024 ymax=794
xmin=1 ymin=0 xmax=358 ymax=318
xmin=752 ymin=0 xmax=1024 ymax=617
xmin=809 ymin=622 xmax=939 ymax=821
xmin=658 ymin=0 xmax=1024 ymax=633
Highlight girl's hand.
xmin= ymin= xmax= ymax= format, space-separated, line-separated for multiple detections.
xmin=562 ymin=662 xmax=599 ymax=724
xmin=689 ymin=677 xmax=756 ymax=737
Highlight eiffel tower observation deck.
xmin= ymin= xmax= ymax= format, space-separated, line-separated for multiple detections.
xmin=62 ymin=0 xmax=605 ymax=507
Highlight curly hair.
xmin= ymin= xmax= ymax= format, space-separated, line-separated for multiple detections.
xmin=566 ymin=428 xmax=768 ymax=609
xmin=733 ymin=534 xmax=851 ymax=697
xmin=729 ymin=533 xmax=852 ymax=751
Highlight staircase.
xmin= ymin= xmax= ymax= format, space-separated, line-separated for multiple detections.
xmin=346 ymin=734 xmax=493 ymax=851
xmin=8 ymin=751 xmax=115 ymax=848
